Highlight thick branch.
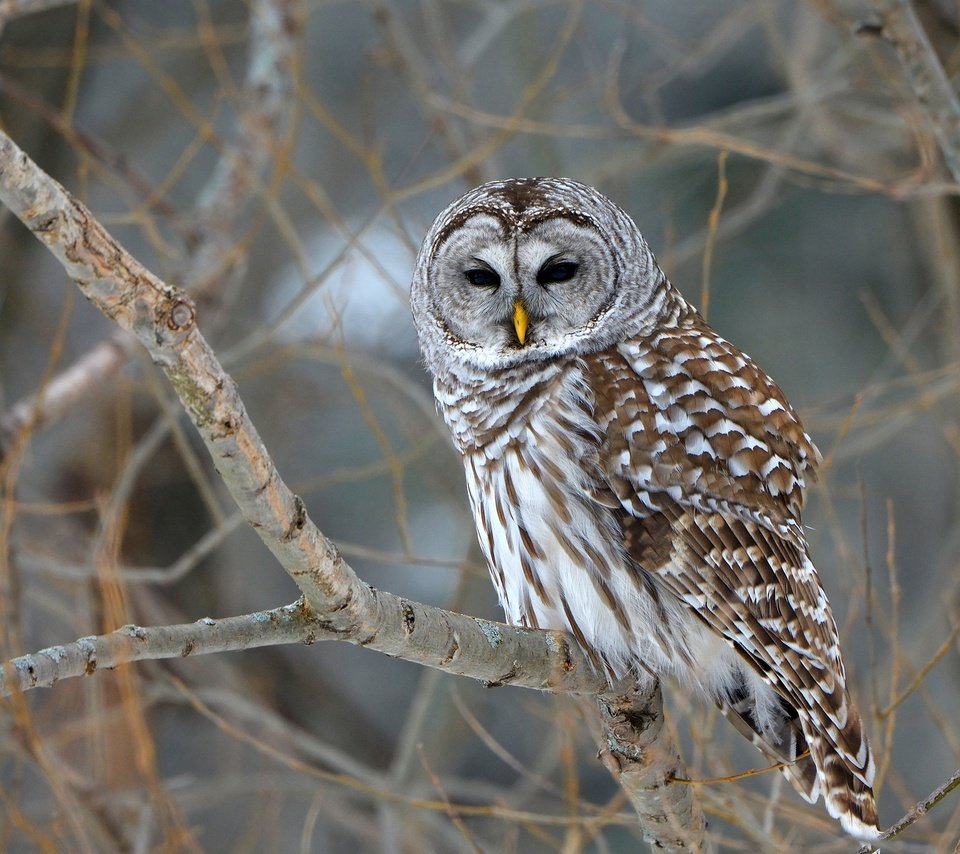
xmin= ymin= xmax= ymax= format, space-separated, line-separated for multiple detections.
xmin=0 ymin=599 xmax=700 ymax=851
xmin=0 ymin=128 xmax=704 ymax=850
xmin=0 ymin=598 xmax=607 ymax=696
xmin=0 ymin=129 xmax=604 ymax=694
xmin=597 ymin=683 xmax=707 ymax=852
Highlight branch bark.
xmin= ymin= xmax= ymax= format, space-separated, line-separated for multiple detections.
xmin=0 ymin=127 xmax=704 ymax=851
xmin=0 ymin=602 xmax=314 ymax=694
xmin=597 ymin=683 xmax=707 ymax=852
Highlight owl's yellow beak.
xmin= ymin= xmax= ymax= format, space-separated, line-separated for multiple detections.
xmin=513 ymin=299 xmax=528 ymax=345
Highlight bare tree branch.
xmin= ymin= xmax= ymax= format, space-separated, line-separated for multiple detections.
xmin=0 ymin=0 xmax=302 ymax=453
xmin=0 ymin=593 xmax=705 ymax=851
xmin=866 ymin=0 xmax=960 ymax=183
xmin=0 ymin=597 xmax=601 ymax=705
xmin=0 ymin=126 xmax=592 ymax=688
xmin=0 ymin=332 xmax=133 ymax=453
xmin=186 ymin=0 xmax=302 ymax=305
xmin=858 ymin=765 xmax=960 ymax=852
xmin=596 ymin=683 xmax=708 ymax=852
xmin=0 ymin=126 xmax=705 ymax=851
xmin=0 ymin=601 xmax=312 ymax=694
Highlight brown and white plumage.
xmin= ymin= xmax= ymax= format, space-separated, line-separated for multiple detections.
xmin=410 ymin=177 xmax=880 ymax=839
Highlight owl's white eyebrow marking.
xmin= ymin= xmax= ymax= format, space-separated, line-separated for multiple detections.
xmin=467 ymin=256 xmax=496 ymax=270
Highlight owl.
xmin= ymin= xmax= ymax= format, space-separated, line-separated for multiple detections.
xmin=410 ymin=177 xmax=880 ymax=840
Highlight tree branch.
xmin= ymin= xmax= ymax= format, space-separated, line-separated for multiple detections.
xmin=0 ymin=601 xmax=313 ymax=694
xmin=597 ymin=683 xmax=708 ymax=852
xmin=0 ymin=597 xmax=604 ymax=698
xmin=866 ymin=0 xmax=960 ymax=183
xmin=0 ymin=332 xmax=134 ymax=452
xmin=0 ymin=596 xmax=705 ymax=852
xmin=0 ymin=0 xmax=302 ymax=452
xmin=859 ymin=764 xmax=960 ymax=853
xmin=0 ymin=127 xmax=704 ymax=851
xmin=0 ymin=0 xmax=77 ymax=28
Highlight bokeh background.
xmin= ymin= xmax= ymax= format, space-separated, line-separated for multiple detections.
xmin=1 ymin=0 xmax=958 ymax=851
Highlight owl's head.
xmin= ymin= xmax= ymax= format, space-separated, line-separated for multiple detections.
xmin=410 ymin=178 xmax=668 ymax=375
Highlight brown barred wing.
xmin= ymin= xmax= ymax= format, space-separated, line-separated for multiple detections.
xmin=586 ymin=331 xmax=880 ymax=838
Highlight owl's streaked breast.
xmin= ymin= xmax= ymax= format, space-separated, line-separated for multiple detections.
xmin=436 ymin=358 xmax=726 ymax=680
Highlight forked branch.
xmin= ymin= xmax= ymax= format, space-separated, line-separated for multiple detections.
xmin=0 ymin=128 xmax=703 ymax=852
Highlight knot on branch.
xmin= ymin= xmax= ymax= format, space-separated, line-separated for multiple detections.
xmin=282 ymin=494 xmax=307 ymax=541
xmin=400 ymin=600 xmax=416 ymax=636
xmin=854 ymin=18 xmax=886 ymax=38
xmin=166 ymin=298 xmax=196 ymax=332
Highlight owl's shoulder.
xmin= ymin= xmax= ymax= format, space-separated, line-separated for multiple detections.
xmin=584 ymin=315 xmax=821 ymax=521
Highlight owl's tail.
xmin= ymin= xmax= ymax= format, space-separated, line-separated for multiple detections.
xmin=802 ymin=709 xmax=881 ymax=842
xmin=718 ymin=681 xmax=881 ymax=842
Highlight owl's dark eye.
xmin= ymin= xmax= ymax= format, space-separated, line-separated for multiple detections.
xmin=464 ymin=267 xmax=501 ymax=287
xmin=537 ymin=260 xmax=579 ymax=285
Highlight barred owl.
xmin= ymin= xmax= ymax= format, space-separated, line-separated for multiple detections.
xmin=410 ymin=177 xmax=880 ymax=840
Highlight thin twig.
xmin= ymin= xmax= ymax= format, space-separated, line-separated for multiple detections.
xmin=671 ymin=750 xmax=811 ymax=786
xmin=880 ymin=620 xmax=960 ymax=717
xmin=700 ymin=149 xmax=728 ymax=321
xmin=859 ymin=766 xmax=960 ymax=851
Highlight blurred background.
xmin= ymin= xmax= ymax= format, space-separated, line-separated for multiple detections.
xmin=1 ymin=0 xmax=958 ymax=850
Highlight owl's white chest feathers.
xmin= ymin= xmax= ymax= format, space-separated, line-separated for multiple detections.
xmin=436 ymin=358 xmax=729 ymax=682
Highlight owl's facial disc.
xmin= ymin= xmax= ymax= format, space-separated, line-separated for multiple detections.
xmin=429 ymin=213 xmax=618 ymax=365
